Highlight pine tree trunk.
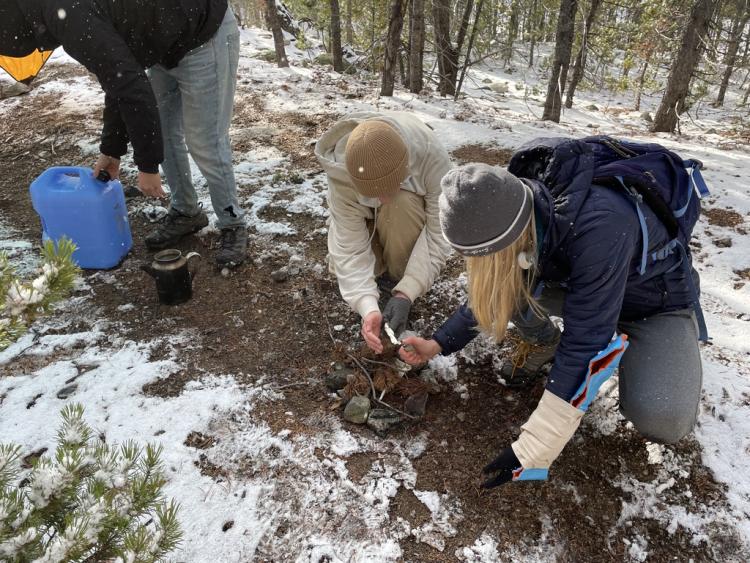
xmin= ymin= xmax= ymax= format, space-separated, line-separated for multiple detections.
xmin=503 ymin=0 xmax=520 ymax=66
xmin=716 ymin=10 xmax=750 ymax=106
xmin=433 ymin=0 xmax=457 ymax=96
xmin=455 ymin=0 xmax=485 ymax=100
xmin=528 ymin=0 xmax=539 ymax=67
xmin=265 ymin=0 xmax=289 ymax=68
xmin=652 ymin=0 xmax=718 ymax=132
xmin=346 ymin=0 xmax=353 ymax=44
xmin=634 ymin=55 xmax=651 ymax=111
xmin=565 ymin=0 xmax=602 ymax=108
xmin=330 ymin=0 xmax=344 ymax=72
xmin=409 ymin=0 xmax=425 ymax=93
xmin=542 ymin=0 xmax=577 ymax=122
xmin=381 ymin=0 xmax=406 ymax=96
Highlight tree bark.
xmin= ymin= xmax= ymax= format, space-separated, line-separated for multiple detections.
xmin=265 ymin=0 xmax=289 ymax=68
xmin=503 ymin=0 xmax=520 ymax=67
xmin=330 ymin=0 xmax=344 ymax=72
xmin=528 ymin=0 xmax=538 ymax=67
xmin=455 ymin=0 xmax=485 ymax=100
xmin=634 ymin=56 xmax=651 ymax=111
xmin=542 ymin=0 xmax=577 ymax=122
xmin=716 ymin=6 xmax=750 ymax=106
xmin=565 ymin=0 xmax=602 ymax=108
xmin=433 ymin=0 xmax=474 ymax=96
xmin=433 ymin=0 xmax=456 ymax=96
xmin=409 ymin=0 xmax=425 ymax=93
xmin=381 ymin=0 xmax=406 ymax=96
xmin=652 ymin=0 xmax=719 ymax=133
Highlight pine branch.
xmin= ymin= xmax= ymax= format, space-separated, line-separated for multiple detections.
xmin=0 ymin=405 xmax=182 ymax=562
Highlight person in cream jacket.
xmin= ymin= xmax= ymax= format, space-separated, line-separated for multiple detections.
xmin=315 ymin=111 xmax=452 ymax=353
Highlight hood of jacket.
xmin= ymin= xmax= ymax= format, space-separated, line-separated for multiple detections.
xmin=508 ymin=136 xmax=595 ymax=264
xmin=314 ymin=111 xmax=437 ymax=203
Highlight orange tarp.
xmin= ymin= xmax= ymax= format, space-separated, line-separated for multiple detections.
xmin=0 ymin=50 xmax=53 ymax=84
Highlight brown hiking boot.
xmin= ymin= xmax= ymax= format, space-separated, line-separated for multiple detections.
xmin=500 ymin=329 xmax=561 ymax=388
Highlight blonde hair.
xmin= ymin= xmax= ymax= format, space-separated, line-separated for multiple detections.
xmin=466 ymin=215 xmax=539 ymax=342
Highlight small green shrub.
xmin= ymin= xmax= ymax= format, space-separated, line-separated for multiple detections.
xmin=0 ymin=404 xmax=182 ymax=562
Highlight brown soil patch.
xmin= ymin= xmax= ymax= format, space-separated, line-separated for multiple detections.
xmin=184 ymin=431 xmax=217 ymax=450
xmin=735 ymin=268 xmax=750 ymax=281
xmin=451 ymin=144 xmax=514 ymax=166
xmin=703 ymin=207 xmax=745 ymax=229
xmin=233 ymin=90 xmax=339 ymax=170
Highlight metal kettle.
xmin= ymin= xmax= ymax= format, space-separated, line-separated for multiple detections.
xmin=141 ymin=249 xmax=200 ymax=305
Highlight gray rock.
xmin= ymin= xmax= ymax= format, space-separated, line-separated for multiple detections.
xmin=404 ymin=392 xmax=429 ymax=418
xmin=0 ymin=81 xmax=31 ymax=99
xmin=482 ymin=78 xmax=493 ymax=84
xmin=586 ymin=104 xmax=599 ymax=111
xmin=366 ymin=408 xmax=402 ymax=436
xmin=489 ymin=82 xmax=509 ymax=94
xmin=57 ymin=384 xmax=78 ymax=400
xmin=344 ymin=396 xmax=371 ymax=424
xmin=705 ymin=128 xmax=718 ymax=135
xmin=641 ymin=112 xmax=653 ymax=123
xmin=271 ymin=267 xmax=289 ymax=283
xmin=325 ymin=364 xmax=354 ymax=391
xmin=714 ymin=237 xmax=732 ymax=248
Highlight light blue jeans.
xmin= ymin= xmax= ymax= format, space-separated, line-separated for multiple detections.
xmin=148 ymin=8 xmax=244 ymax=229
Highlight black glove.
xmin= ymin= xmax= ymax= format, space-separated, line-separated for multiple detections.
xmin=382 ymin=295 xmax=411 ymax=337
xmin=481 ymin=447 xmax=523 ymax=489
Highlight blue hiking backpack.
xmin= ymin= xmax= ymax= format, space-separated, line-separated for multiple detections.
xmin=583 ymin=136 xmax=710 ymax=341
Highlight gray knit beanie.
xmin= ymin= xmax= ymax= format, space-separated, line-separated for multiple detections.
xmin=439 ymin=163 xmax=533 ymax=257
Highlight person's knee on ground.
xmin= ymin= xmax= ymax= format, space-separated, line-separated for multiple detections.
xmin=621 ymin=399 xmax=697 ymax=444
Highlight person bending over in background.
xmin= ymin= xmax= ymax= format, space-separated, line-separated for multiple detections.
xmin=0 ymin=0 xmax=247 ymax=267
xmin=315 ymin=112 xmax=453 ymax=352
xmin=400 ymin=137 xmax=706 ymax=487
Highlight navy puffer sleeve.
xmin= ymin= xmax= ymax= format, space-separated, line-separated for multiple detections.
xmin=545 ymin=204 xmax=639 ymax=401
xmin=432 ymin=302 xmax=479 ymax=355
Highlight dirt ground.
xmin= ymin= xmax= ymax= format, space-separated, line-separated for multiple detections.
xmin=0 ymin=64 xmax=744 ymax=562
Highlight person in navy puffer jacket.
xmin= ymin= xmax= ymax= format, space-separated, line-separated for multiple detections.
xmin=400 ymin=138 xmax=703 ymax=488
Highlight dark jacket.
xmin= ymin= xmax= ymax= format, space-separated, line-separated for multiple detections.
xmin=3 ymin=0 xmax=228 ymax=173
xmin=433 ymin=138 xmax=697 ymax=401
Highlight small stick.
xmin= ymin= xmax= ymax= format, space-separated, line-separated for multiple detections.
xmin=347 ymin=353 xmax=377 ymax=398
xmin=347 ymin=353 xmax=417 ymax=420
xmin=361 ymin=357 xmax=394 ymax=369
xmin=273 ymin=382 xmax=310 ymax=391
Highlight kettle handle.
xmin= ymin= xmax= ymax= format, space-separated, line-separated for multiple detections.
xmin=185 ymin=252 xmax=201 ymax=281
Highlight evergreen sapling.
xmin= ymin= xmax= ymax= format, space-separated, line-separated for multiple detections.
xmin=0 ymin=404 xmax=182 ymax=562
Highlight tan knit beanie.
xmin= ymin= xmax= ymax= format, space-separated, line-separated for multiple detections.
xmin=345 ymin=120 xmax=409 ymax=198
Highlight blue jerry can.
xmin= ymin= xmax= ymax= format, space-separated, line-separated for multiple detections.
xmin=30 ymin=167 xmax=133 ymax=269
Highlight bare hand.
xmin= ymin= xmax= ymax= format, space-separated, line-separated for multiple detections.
xmin=362 ymin=311 xmax=384 ymax=354
xmin=399 ymin=336 xmax=441 ymax=366
xmin=138 ymin=171 xmax=166 ymax=198
xmin=93 ymin=154 xmax=120 ymax=180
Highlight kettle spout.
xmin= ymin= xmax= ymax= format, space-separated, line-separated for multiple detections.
xmin=141 ymin=264 xmax=157 ymax=278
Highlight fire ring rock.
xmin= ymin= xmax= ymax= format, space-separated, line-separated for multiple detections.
xmin=366 ymin=408 xmax=402 ymax=436
xmin=344 ymin=396 xmax=371 ymax=424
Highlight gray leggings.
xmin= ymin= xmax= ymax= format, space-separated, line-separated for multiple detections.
xmin=514 ymin=288 xmax=702 ymax=444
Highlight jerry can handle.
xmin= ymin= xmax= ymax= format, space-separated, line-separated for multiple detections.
xmin=96 ymin=170 xmax=112 ymax=183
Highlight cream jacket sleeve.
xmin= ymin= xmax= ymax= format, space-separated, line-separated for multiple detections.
xmin=326 ymin=177 xmax=381 ymax=319
xmin=393 ymin=141 xmax=453 ymax=302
